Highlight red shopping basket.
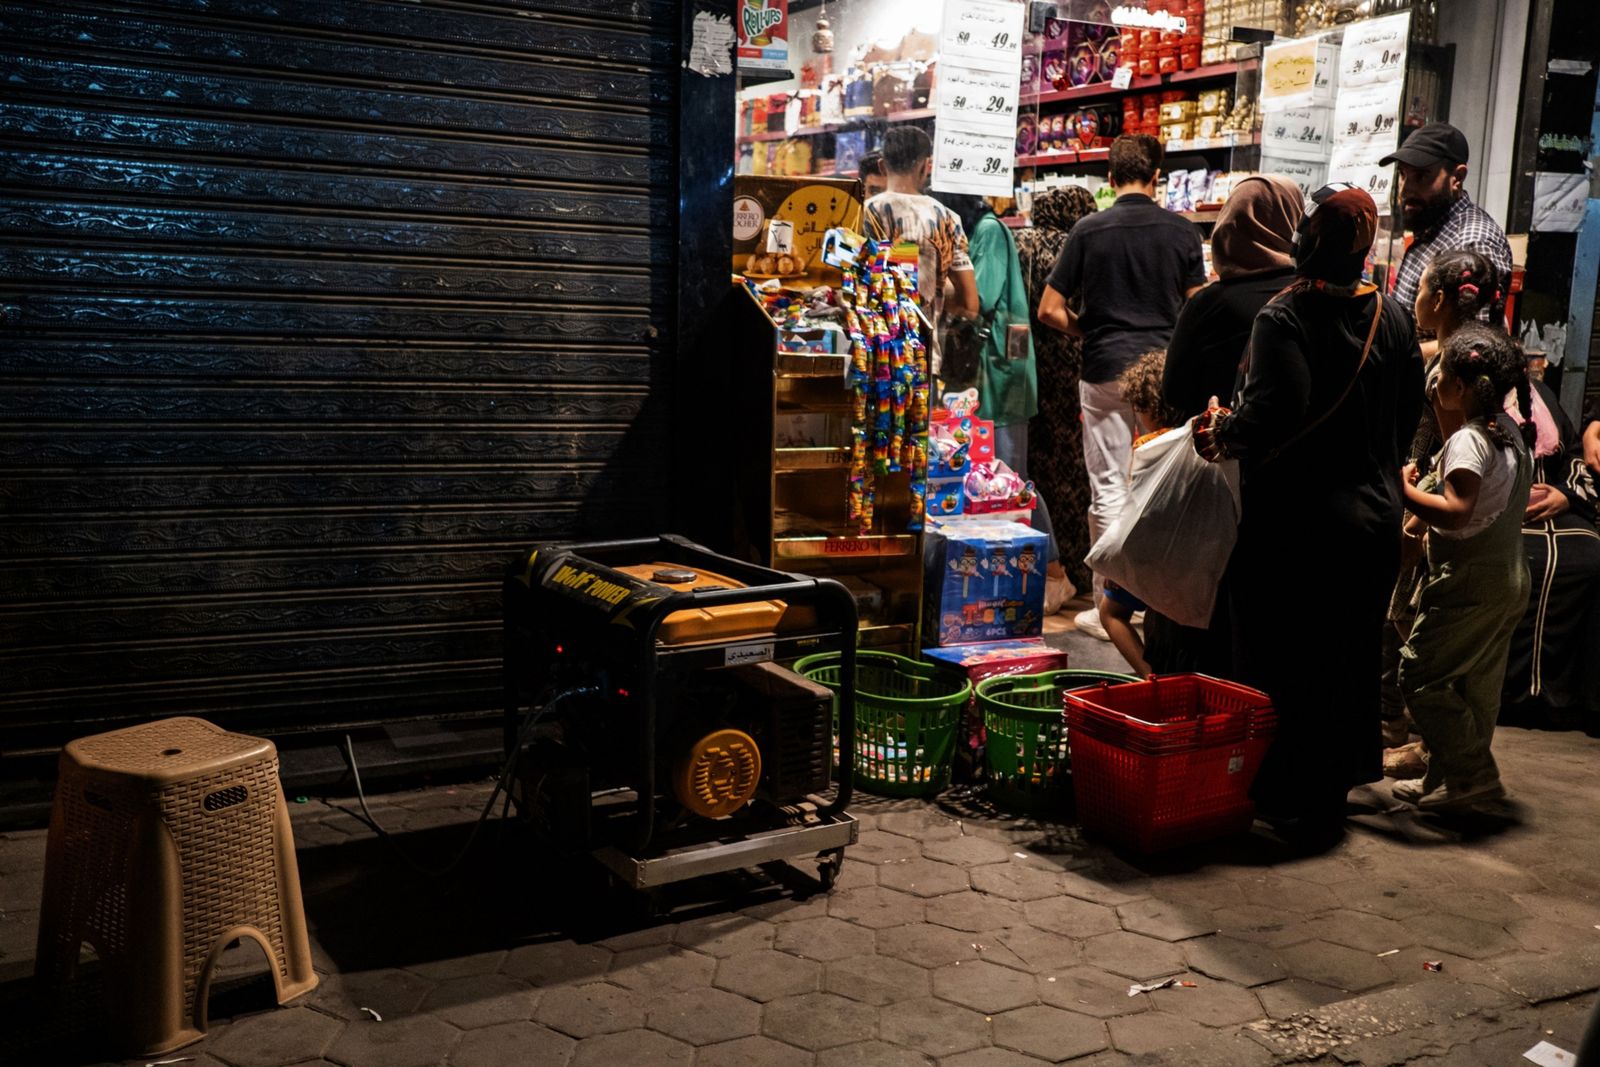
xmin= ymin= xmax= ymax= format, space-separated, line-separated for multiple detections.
xmin=1064 ymin=675 xmax=1276 ymax=852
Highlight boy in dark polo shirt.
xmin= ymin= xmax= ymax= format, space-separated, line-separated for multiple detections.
xmin=1038 ymin=134 xmax=1204 ymax=638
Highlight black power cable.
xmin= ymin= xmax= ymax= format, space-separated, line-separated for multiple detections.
xmin=334 ymin=684 xmax=599 ymax=878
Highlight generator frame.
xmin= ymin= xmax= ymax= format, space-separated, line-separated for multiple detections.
xmin=503 ymin=534 xmax=859 ymax=892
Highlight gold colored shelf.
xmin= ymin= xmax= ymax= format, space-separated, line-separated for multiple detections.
xmin=773 ymin=534 xmax=918 ymax=560
xmin=776 ymin=353 xmax=848 ymax=378
xmin=775 ymin=447 xmax=851 ymax=472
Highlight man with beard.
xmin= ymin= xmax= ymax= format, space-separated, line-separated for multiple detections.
xmin=1384 ymin=122 xmax=1513 ymax=322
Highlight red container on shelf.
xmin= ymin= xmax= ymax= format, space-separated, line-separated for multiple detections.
xmin=1181 ymin=46 xmax=1201 ymax=70
xmin=1064 ymin=675 xmax=1276 ymax=852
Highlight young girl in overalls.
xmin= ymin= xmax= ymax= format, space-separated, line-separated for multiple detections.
xmin=1395 ymin=325 xmax=1533 ymax=810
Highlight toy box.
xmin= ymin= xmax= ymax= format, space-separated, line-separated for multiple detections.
xmin=922 ymin=639 xmax=1069 ymax=687
xmin=925 ymin=519 xmax=1049 ymax=646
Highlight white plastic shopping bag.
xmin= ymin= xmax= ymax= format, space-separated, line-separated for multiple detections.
xmin=1085 ymin=424 xmax=1241 ymax=628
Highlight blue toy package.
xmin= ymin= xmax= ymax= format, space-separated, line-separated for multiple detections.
xmin=924 ymin=519 xmax=1049 ymax=646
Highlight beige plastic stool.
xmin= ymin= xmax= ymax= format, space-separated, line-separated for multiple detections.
xmin=35 ymin=717 xmax=318 ymax=1055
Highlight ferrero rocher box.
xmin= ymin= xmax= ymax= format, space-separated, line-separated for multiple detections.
xmin=732 ymin=175 xmax=862 ymax=280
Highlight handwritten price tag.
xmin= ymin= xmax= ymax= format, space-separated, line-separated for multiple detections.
xmin=1111 ymin=65 xmax=1133 ymax=90
xmin=940 ymin=0 xmax=1026 ymax=72
xmin=937 ymin=64 xmax=1022 ymax=133
xmin=932 ymin=125 xmax=1016 ymax=196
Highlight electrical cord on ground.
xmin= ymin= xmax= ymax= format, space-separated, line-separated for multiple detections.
xmin=332 ymin=683 xmax=598 ymax=878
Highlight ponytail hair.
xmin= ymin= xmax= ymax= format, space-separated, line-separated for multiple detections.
xmin=1439 ymin=324 xmax=1533 ymax=451
xmin=1424 ymin=250 xmax=1499 ymax=323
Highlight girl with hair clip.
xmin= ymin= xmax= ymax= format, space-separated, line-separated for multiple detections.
xmin=1395 ymin=325 xmax=1533 ymax=810
xmin=1381 ymin=251 xmax=1501 ymax=773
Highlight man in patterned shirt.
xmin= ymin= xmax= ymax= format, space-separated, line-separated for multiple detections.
xmin=863 ymin=127 xmax=978 ymax=371
xmin=1382 ymin=122 xmax=1513 ymax=322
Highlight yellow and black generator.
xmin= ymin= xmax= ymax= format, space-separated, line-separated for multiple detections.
xmin=502 ymin=535 xmax=858 ymax=892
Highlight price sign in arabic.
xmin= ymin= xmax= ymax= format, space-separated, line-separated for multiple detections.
xmin=932 ymin=124 xmax=1016 ymax=196
xmin=936 ymin=63 xmax=1022 ymax=133
xmin=940 ymin=0 xmax=1026 ymax=72
xmin=1261 ymin=105 xmax=1332 ymax=161
xmin=1339 ymin=12 xmax=1409 ymax=88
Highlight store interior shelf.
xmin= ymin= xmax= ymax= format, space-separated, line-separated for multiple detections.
xmin=1018 ymin=133 xmax=1257 ymax=170
xmin=775 ymin=446 xmax=851 ymax=472
xmin=776 ymin=353 xmax=848 ymax=377
xmin=738 ymin=107 xmax=935 ymax=145
xmin=772 ymin=534 xmax=918 ymax=559
xmin=1019 ymin=59 xmax=1256 ymax=108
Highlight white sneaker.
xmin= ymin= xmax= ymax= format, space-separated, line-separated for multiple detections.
xmin=1044 ymin=573 xmax=1076 ymax=615
xmin=1074 ymin=607 xmax=1111 ymax=641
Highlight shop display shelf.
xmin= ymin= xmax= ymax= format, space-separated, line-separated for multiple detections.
xmin=775 ymin=446 xmax=852 ymax=472
xmin=737 ymin=107 xmax=935 ymax=146
xmin=773 ymin=534 xmax=919 ymax=560
xmin=1016 ymin=150 xmax=1078 ymax=168
xmin=1077 ymin=147 xmax=1110 ymax=162
xmin=1164 ymin=132 xmax=1262 ymax=153
xmin=1019 ymin=59 xmax=1256 ymax=109
xmin=777 ymin=353 xmax=849 ymax=378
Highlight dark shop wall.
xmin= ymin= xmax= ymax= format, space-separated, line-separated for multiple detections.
xmin=0 ymin=0 xmax=681 ymax=750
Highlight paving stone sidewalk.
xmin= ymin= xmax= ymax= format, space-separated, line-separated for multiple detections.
xmin=1 ymin=721 xmax=1597 ymax=1066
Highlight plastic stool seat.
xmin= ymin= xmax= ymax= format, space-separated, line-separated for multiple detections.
xmin=35 ymin=717 xmax=317 ymax=1055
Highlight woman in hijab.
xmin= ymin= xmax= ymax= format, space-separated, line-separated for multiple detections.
xmin=1163 ymin=175 xmax=1304 ymax=418
xmin=1194 ymin=184 xmax=1424 ymax=831
xmin=1015 ymin=186 xmax=1099 ymax=607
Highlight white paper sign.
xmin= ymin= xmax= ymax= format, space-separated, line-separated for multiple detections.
xmin=1339 ymin=12 xmax=1409 ymax=88
xmin=1332 ymin=82 xmax=1403 ymax=146
xmin=1111 ymin=65 xmax=1133 ymax=89
xmin=936 ymin=64 xmax=1022 ymax=132
xmin=1532 ymin=171 xmax=1588 ymax=233
xmin=932 ymin=124 xmax=1016 ymax=196
xmin=1328 ymin=164 xmax=1394 ymax=206
xmin=1262 ymin=106 xmax=1333 ymax=161
xmin=1259 ymin=154 xmax=1328 ymax=198
xmin=940 ymin=0 xmax=1026 ymax=73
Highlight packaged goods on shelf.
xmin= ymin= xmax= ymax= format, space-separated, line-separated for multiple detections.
xmin=1159 ymin=100 xmax=1198 ymax=122
xmin=1197 ymin=88 xmax=1231 ymax=116
xmin=1195 ymin=115 xmax=1225 ymax=139
xmin=1161 ymin=120 xmax=1195 ymax=142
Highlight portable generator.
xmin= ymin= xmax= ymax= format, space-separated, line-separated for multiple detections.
xmin=502 ymin=535 xmax=858 ymax=892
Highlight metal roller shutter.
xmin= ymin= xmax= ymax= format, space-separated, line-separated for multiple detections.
xmin=0 ymin=0 xmax=679 ymax=749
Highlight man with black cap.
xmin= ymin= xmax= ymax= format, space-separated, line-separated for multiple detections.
xmin=1383 ymin=121 xmax=1513 ymax=321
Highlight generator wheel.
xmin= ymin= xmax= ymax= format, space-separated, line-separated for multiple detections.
xmin=817 ymin=848 xmax=845 ymax=891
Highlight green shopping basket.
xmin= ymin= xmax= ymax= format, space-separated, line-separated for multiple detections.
xmin=796 ymin=650 xmax=971 ymax=798
xmin=977 ymin=669 xmax=1140 ymax=811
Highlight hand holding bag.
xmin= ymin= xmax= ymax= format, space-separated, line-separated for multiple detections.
xmin=1085 ymin=424 xmax=1242 ymax=628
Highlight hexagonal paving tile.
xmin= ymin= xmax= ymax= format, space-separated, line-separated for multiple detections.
xmin=970 ymin=861 xmax=1082 ymax=903
xmin=776 ymin=916 xmax=874 ymax=961
xmin=878 ymin=857 xmax=971 ymax=898
xmin=607 ymin=944 xmax=716 ymax=992
xmin=1329 ymin=881 xmax=1435 ymax=920
xmin=876 ymin=922 xmax=982 ymax=968
xmin=1106 ymin=1010 xmax=1212 ymax=1056
xmin=326 ymin=1015 xmax=461 ymax=1067
xmin=646 ymin=986 xmax=761 ymax=1045
xmin=942 ymin=1048 xmax=1063 ymax=1067
xmin=695 ymin=1034 xmax=815 ymax=1067
xmin=927 ymin=891 xmax=1026 ymax=933
xmin=762 ymin=991 xmax=878 ymax=1050
xmin=569 ymin=1028 xmax=691 ymax=1066
xmin=853 ymin=830 xmax=924 ymax=865
xmin=1276 ymin=855 xmax=1362 ymax=886
xmin=825 ymin=953 xmax=930 ymax=1005
xmin=1236 ymin=876 xmax=1340 ymax=916
xmin=817 ymin=1040 xmax=936 ymax=1066
xmin=1116 ymin=898 xmax=1217 ymax=942
xmin=406 ymin=950 xmax=508 ymax=981
xmin=829 ymin=885 xmax=927 ymax=929
xmin=596 ymin=924 xmax=676 ymax=951
xmin=1037 ymin=966 xmax=1151 ymax=1018
xmin=1252 ymin=977 xmax=1348 ymax=1019
xmin=875 ymin=810 xmax=962 ymax=839
xmin=923 ymin=835 xmax=1015 ymax=868
xmin=878 ymin=995 xmax=992 ymax=1056
xmin=1210 ymin=904 xmax=1317 ymax=948
xmin=502 ymin=940 xmax=612 ymax=988
xmin=1023 ymin=895 xmax=1120 ymax=940
xmin=714 ymin=949 xmax=821 ymax=1002
xmin=310 ymin=967 xmax=434 ymax=1022
xmin=206 ymin=1005 xmax=342 ymax=1067
xmin=1277 ymin=940 xmax=1393 ymax=992
xmin=932 ymin=959 xmax=1039 ymax=1014
xmin=1053 ymin=866 xmax=1151 ymax=908
xmin=743 ymin=891 xmax=830 ymax=925
xmin=1181 ymin=935 xmax=1289 ymax=987
xmin=994 ymin=926 xmax=1082 ymax=974
xmin=993 ymin=1004 xmax=1109 ymax=1060
xmin=1149 ymin=980 xmax=1264 ymax=1027
xmin=534 ymin=981 xmax=646 ymax=1038
xmin=451 ymin=1021 xmax=576 ymax=1067
xmin=1081 ymin=931 xmax=1186 ymax=981
xmin=418 ymin=973 xmax=538 ymax=1029
xmin=673 ymin=914 xmax=776 ymax=957
xmin=1303 ymin=909 xmax=1415 ymax=955
xmin=1404 ymin=912 xmax=1518 ymax=959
